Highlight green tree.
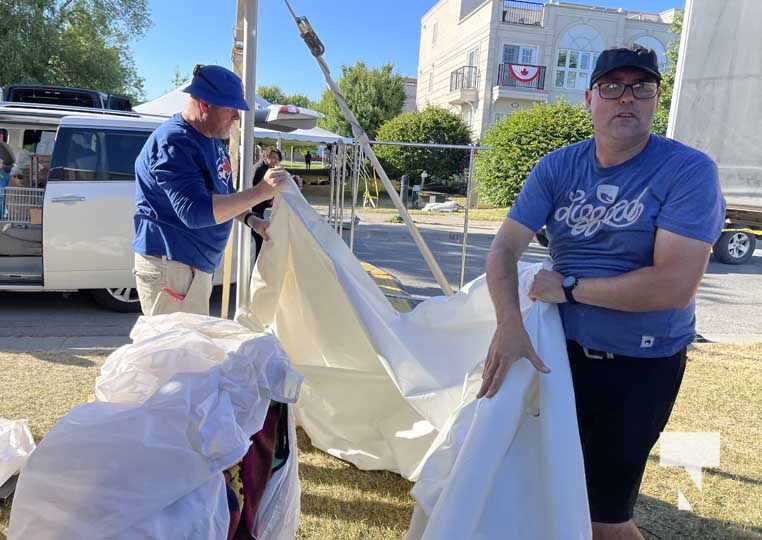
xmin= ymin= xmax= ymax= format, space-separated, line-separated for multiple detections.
xmin=257 ymin=85 xmax=286 ymax=104
xmin=652 ymin=10 xmax=684 ymax=135
xmin=283 ymin=93 xmax=315 ymax=109
xmin=171 ymin=66 xmax=188 ymax=88
xmin=0 ymin=0 xmax=150 ymax=99
xmin=375 ymin=107 xmax=472 ymax=189
xmin=475 ymin=101 xmax=593 ymax=207
xmin=316 ymin=61 xmax=405 ymax=139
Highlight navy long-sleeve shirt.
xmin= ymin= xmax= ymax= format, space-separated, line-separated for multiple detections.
xmin=132 ymin=114 xmax=235 ymax=273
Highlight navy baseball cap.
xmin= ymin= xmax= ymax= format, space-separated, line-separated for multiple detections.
xmin=184 ymin=64 xmax=250 ymax=111
xmin=590 ymin=45 xmax=661 ymax=89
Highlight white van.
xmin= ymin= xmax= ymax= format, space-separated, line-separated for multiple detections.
xmin=0 ymin=107 xmax=226 ymax=311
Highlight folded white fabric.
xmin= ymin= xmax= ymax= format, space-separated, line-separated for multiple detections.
xmin=237 ymin=183 xmax=591 ymax=538
xmin=0 ymin=418 xmax=35 ymax=487
xmin=407 ymin=300 xmax=591 ymax=539
xmin=8 ymin=314 xmax=302 ymax=540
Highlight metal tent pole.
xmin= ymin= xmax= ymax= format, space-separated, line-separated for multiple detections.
xmin=283 ymin=1 xmax=454 ymax=295
xmin=349 ymin=143 xmax=360 ymax=251
xmin=459 ymin=147 xmax=476 ymax=289
xmin=235 ymin=0 xmax=258 ymax=310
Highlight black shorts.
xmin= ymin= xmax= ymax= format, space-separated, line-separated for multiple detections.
xmin=567 ymin=340 xmax=687 ymax=524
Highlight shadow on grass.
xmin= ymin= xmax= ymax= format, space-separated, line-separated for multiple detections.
xmin=635 ymin=494 xmax=762 ymax=539
xmin=646 ymin=454 xmax=762 ymax=488
xmin=28 ymin=350 xmax=107 ymax=368
xmin=0 ymin=495 xmax=10 ymax=540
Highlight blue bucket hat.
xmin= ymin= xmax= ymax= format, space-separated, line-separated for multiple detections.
xmin=184 ymin=64 xmax=250 ymax=111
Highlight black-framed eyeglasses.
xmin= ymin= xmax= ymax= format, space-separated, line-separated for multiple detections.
xmin=193 ymin=64 xmax=220 ymax=92
xmin=593 ymin=81 xmax=659 ymax=100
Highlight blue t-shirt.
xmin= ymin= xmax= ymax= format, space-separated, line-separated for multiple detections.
xmin=132 ymin=114 xmax=235 ymax=274
xmin=509 ymin=135 xmax=725 ymax=357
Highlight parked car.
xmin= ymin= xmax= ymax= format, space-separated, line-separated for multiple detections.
xmin=3 ymin=84 xmax=133 ymax=111
xmin=0 ymin=99 xmax=322 ymax=312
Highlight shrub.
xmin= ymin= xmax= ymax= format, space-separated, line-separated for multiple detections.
xmin=475 ymin=100 xmax=593 ymax=207
xmin=374 ymin=106 xmax=472 ymax=188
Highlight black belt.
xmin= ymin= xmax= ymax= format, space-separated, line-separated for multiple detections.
xmin=582 ymin=347 xmax=615 ymax=360
xmin=568 ymin=340 xmax=617 ymax=360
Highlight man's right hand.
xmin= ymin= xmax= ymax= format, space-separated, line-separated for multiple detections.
xmin=476 ymin=325 xmax=550 ymax=399
xmin=256 ymin=166 xmax=291 ymax=199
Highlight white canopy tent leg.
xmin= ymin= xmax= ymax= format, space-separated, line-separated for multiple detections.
xmin=235 ymin=0 xmax=258 ymax=312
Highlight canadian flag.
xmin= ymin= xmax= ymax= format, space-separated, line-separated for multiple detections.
xmin=508 ymin=64 xmax=541 ymax=82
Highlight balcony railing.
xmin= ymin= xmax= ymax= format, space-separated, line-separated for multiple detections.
xmin=450 ymin=66 xmax=479 ymax=92
xmin=497 ymin=63 xmax=547 ymax=91
xmin=502 ymin=0 xmax=543 ymax=26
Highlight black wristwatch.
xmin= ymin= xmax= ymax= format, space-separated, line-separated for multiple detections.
xmin=562 ymin=275 xmax=579 ymax=304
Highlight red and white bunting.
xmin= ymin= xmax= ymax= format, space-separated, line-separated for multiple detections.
xmin=508 ymin=64 xmax=541 ymax=83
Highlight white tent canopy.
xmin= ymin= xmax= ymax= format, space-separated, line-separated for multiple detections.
xmin=254 ymin=125 xmax=352 ymax=145
xmin=134 ymin=83 xmax=350 ymax=145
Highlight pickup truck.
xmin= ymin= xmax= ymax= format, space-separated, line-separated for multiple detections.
xmin=668 ymin=0 xmax=762 ymax=265
xmin=0 ymin=100 xmax=321 ymax=311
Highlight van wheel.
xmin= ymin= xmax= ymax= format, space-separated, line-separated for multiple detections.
xmin=89 ymin=288 xmax=143 ymax=313
xmin=713 ymin=229 xmax=756 ymax=265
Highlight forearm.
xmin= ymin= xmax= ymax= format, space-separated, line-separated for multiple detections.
xmin=486 ymin=246 xmax=525 ymax=328
xmin=212 ymin=185 xmax=270 ymax=224
xmin=574 ymin=264 xmax=703 ymax=312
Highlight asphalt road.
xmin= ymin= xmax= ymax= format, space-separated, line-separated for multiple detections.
xmin=0 ymin=219 xmax=760 ymax=350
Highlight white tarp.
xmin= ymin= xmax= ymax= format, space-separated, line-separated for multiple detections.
xmin=0 ymin=419 xmax=35 ymax=487
xmin=235 ymin=182 xmax=591 ymax=537
xmin=668 ymin=0 xmax=762 ymax=208
xmin=8 ymin=316 xmax=302 ymax=540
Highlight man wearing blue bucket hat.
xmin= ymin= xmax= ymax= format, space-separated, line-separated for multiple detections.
xmin=132 ymin=64 xmax=289 ymax=316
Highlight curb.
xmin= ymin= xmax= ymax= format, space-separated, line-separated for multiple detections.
xmin=361 ymin=262 xmax=414 ymax=313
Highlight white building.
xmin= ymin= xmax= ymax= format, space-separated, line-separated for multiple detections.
xmin=417 ymin=0 xmax=679 ymax=139
xmin=402 ymin=77 xmax=419 ymax=112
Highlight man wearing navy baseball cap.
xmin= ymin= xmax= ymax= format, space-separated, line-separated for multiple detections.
xmin=132 ymin=64 xmax=289 ymax=316
xmin=481 ymin=44 xmax=725 ymax=539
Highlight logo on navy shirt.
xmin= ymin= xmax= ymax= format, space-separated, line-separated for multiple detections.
xmin=216 ymin=146 xmax=233 ymax=189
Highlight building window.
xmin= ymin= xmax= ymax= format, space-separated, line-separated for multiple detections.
xmin=503 ymin=44 xmax=537 ymax=65
xmin=555 ymin=49 xmax=598 ymax=91
xmin=432 ymin=22 xmax=438 ymax=46
xmin=494 ymin=113 xmax=506 ymax=124
xmin=461 ymin=104 xmax=473 ymax=127
xmin=428 ymin=72 xmax=434 ymax=96
xmin=554 ymin=24 xmax=604 ymax=91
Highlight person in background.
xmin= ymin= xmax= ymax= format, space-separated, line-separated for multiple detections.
xmin=304 ymin=150 xmax=312 ymax=170
xmin=248 ymin=146 xmax=283 ymax=260
xmin=0 ymin=142 xmax=15 ymax=219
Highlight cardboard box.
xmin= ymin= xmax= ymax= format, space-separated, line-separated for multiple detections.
xmin=29 ymin=208 xmax=42 ymax=225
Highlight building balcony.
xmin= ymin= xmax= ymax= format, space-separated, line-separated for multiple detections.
xmin=502 ymin=0 xmax=543 ymax=26
xmin=448 ymin=65 xmax=479 ymax=104
xmin=495 ymin=63 xmax=548 ymax=100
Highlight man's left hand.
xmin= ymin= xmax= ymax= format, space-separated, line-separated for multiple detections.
xmin=529 ymin=269 xmax=566 ymax=303
xmin=247 ymin=215 xmax=271 ymax=241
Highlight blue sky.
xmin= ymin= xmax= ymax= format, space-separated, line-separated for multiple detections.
xmin=131 ymin=0 xmax=684 ymax=102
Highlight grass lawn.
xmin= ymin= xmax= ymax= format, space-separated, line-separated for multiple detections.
xmin=1 ymin=343 xmax=760 ymax=539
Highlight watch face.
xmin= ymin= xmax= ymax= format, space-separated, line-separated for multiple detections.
xmin=563 ymin=276 xmax=576 ymax=288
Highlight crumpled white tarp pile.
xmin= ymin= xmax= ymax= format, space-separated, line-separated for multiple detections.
xmin=236 ymin=183 xmax=591 ymax=538
xmin=8 ymin=315 xmax=302 ymax=540
xmin=0 ymin=418 xmax=35 ymax=487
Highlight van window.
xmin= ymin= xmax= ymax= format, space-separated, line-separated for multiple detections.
xmin=48 ymin=127 xmax=150 ymax=181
